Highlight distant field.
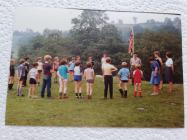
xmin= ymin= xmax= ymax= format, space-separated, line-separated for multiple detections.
xmin=6 ymin=77 xmax=184 ymax=127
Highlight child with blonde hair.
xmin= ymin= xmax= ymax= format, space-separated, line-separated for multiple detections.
xmin=41 ymin=55 xmax=53 ymax=98
xmin=28 ymin=62 xmax=38 ymax=98
xmin=133 ymin=64 xmax=143 ymax=97
xmin=84 ymin=62 xmax=95 ymax=99
xmin=118 ymin=62 xmax=130 ymax=98
xmin=58 ymin=59 xmax=68 ymax=99
xmin=74 ymin=61 xmax=83 ymax=99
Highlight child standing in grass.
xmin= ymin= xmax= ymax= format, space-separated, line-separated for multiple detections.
xmin=74 ymin=61 xmax=83 ymax=99
xmin=58 ymin=59 xmax=68 ymax=99
xmin=149 ymin=56 xmax=160 ymax=96
xmin=41 ymin=55 xmax=53 ymax=98
xmin=102 ymin=57 xmax=117 ymax=99
xmin=165 ymin=51 xmax=174 ymax=93
xmin=17 ymin=59 xmax=26 ymax=96
xmin=154 ymin=51 xmax=163 ymax=90
xmin=133 ymin=64 xmax=143 ymax=97
xmin=68 ymin=57 xmax=75 ymax=81
xmin=28 ymin=63 xmax=38 ymax=98
xmin=37 ymin=57 xmax=43 ymax=86
xmin=8 ymin=59 xmax=15 ymax=90
xmin=84 ymin=62 xmax=95 ymax=99
xmin=118 ymin=62 xmax=130 ymax=98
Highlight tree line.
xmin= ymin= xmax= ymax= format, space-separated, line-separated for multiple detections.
xmin=16 ymin=10 xmax=182 ymax=83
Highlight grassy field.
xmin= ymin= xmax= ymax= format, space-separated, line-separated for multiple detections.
xmin=6 ymin=77 xmax=184 ymax=127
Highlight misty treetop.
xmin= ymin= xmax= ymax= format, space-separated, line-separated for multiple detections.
xmin=13 ymin=10 xmax=182 ymax=83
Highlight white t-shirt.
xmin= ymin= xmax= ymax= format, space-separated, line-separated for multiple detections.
xmin=29 ymin=68 xmax=38 ymax=79
xmin=84 ymin=68 xmax=94 ymax=80
xmin=37 ymin=61 xmax=43 ymax=70
xmin=165 ymin=58 xmax=173 ymax=67
xmin=74 ymin=66 xmax=81 ymax=76
xmin=102 ymin=63 xmax=116 ymax=75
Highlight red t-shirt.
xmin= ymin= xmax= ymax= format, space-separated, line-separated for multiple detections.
xmin=133 ymin=69 xmax=142 ymax=84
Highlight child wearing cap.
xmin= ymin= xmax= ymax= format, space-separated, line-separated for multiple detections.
xmin=133 ymin=64 xmax=143 ymax=97
xmin=117 ymin=62 xmax=130 ymax=98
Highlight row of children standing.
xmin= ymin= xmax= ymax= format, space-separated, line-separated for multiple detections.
xmin=9 ymin=50 xmax=174 ymax=99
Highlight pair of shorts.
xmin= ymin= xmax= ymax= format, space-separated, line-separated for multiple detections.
xmin=121 ymin=80 xmax=128 ymax=83
xmin=74 ymin=75 xmax=82 ymax=81
xmin=87 ymin=79 xmax=94 ymax=84
xmin=38 ymin=70 xmax=42 ymax=73
xmin=29 ymin=78 xmax=37 ymax=84
xmin=19 ymin=76 xmax=25 ymax=81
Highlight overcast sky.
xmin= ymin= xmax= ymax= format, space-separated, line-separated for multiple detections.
xmin=14 ymin=7 xmax=180 ymax=33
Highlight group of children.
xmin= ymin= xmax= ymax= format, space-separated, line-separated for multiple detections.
xmin=8 ymin=50 xmax=174 ymax=100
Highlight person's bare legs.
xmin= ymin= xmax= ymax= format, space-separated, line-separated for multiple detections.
xmin=90 ymin=83 xmax=93 ymax=96
xmin=78 ymin=81 xmax=82 ymax=98
xmin=75 ymin=81 xmax=78 ymax=98
xmin=28 ymin=86 xmax=31 ymax=98
xmin=119 ymin=81 xmax=124 ymax=97
xmin=134 ymin=84 xmax=137 ymax=97
xmin=138 ymin=83 xmax=142 ymax=97
xmin=32 ymin=84 xmax=36 ymax=98
xmin=159 ymin=80 xmax=163 ymax=90
xmin=63 ymin=80 xmax=68 ymax=98
xmin=86 ymin=83 xmax=89 ymax=96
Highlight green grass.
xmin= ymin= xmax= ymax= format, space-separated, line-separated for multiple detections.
xmin=5 ymin=77 xmax=184 ymax=127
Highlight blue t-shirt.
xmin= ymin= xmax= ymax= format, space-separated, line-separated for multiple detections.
xmin=68 ymin=61 xmax=75 ymax=71
xmin=118 ymin=68 xmax=130 ymax=81
xmin=58 ymin=65 xmax=68 ymax=79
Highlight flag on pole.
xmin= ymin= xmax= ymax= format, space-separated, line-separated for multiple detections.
xmin=128 ymin=27 xmax=134 ymax=55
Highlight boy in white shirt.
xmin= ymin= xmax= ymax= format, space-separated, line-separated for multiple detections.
xmin=102 ymin=57 xmax=117 ymax=99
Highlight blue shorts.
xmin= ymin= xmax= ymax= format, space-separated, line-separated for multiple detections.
xmin=74 ymin=75 xmax=82 ymax=81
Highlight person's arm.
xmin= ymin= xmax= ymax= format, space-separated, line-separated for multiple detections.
xmin=141 ymin=70 xmax=143 ymax=78
xmin=117 ymin=70 xmax=121 ymax=80
xmin=111 ymin=65 xmax=118 ymax=72
xmin=57 ymin=70 xmax=61 ymax=78
xmin=93 ymin=70 xmax=95 ymax=81
xmin=154 ymin=67 xmax=158 ymax=76
xmin=50 ymin=65 xmax=53 ymax=73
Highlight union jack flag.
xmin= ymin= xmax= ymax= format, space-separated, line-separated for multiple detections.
xmin=128 ymin=28 xmax=134 ymax=55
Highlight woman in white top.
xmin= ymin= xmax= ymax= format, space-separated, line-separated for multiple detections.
xmin=165 ymin=51 xmax=174 ymax=93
